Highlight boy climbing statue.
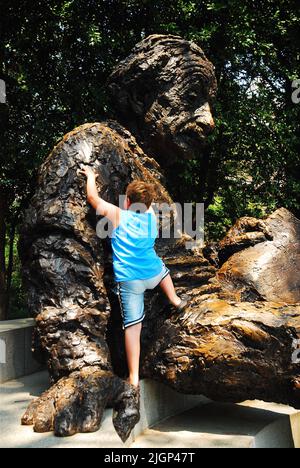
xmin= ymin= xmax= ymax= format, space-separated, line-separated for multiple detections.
xmin=79 ymin=166 xmax=188 ymax=388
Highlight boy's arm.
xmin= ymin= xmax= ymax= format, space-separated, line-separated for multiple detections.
xmin=79 ymin=166 xmax=120 ymax=228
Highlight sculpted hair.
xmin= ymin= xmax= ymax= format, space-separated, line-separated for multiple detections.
xmin=108 ymin=34 xmax=217 ymax=118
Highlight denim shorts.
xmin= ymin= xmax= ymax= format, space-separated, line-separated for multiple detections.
xmin=114 ymin=264 xmax=170 ymax=329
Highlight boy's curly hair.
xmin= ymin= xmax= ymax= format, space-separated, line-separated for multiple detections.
xmin=126 ymin=180 xmax=156 ymax=209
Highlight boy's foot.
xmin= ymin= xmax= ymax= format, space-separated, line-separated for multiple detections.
xmin=127 ymin=377 xmax=140 ymax=389
xmin=176 ymin=298 xmax=188 ymax=311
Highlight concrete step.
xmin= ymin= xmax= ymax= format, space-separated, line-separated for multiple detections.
xmin=132 ymin=401 xmax=299 ymax=448
xmin=0 ymin=371 xmax=299 ymax=448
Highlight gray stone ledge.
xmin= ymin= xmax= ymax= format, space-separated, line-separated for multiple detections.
xmin=0 ymin=318 xmax=42 ymax=384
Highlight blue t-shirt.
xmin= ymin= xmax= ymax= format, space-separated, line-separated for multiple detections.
xmin=111 ymin=209 xmax=163 ymax=282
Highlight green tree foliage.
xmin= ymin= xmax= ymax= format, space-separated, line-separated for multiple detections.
xmin=0 ymin=0 xmax=299 ymax=317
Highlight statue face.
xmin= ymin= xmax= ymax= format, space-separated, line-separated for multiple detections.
xmin=144 ymin=71 xmax=215 ymax=160
xmin=108 ymin=35 xmax=217 ymax=161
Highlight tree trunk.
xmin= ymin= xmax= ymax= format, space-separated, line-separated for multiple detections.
xmin=5 ymin=222 xmax=15 ymax=316
xmin=0 ymin=191 xmax=7 ymax=321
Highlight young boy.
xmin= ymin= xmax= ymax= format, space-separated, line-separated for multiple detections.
xmin=80 ymin=166 xmax=187 ymax=388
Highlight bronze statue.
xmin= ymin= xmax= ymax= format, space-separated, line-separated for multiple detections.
xmin=20 ymin=35 xmax=300 ymax=442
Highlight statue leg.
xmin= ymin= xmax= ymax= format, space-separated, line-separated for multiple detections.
xmin=20 ymin=235 xmax=140 ymax=441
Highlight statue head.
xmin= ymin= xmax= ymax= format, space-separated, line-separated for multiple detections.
xmin=108 ymin=34 xmax=217 ymax=162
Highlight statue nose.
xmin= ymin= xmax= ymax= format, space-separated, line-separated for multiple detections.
xmin=195 ymin=102 xmax=215 ymax=133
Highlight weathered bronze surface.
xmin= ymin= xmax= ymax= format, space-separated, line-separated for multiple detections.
xmin=108 ymin=34 xmax=217 ymax=163
xmin=143 ymin=220 xmax=300 ymax=406
xmin=20 ymin=35 xmax=300 ymax=441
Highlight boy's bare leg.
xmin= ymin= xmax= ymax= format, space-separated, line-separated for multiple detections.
xmin=159 ymin=274 xmax=181 ymax=306
xmin=125 ymin=323 xmax=142 ymax=387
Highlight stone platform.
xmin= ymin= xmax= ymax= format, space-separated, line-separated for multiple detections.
xmin=0 ymin=318 xmax=299 ymax=448
xmin=1 ymin=371 xmax=299 ymax=448
xmin=0 ymin=319 xmax=42 ymax=383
